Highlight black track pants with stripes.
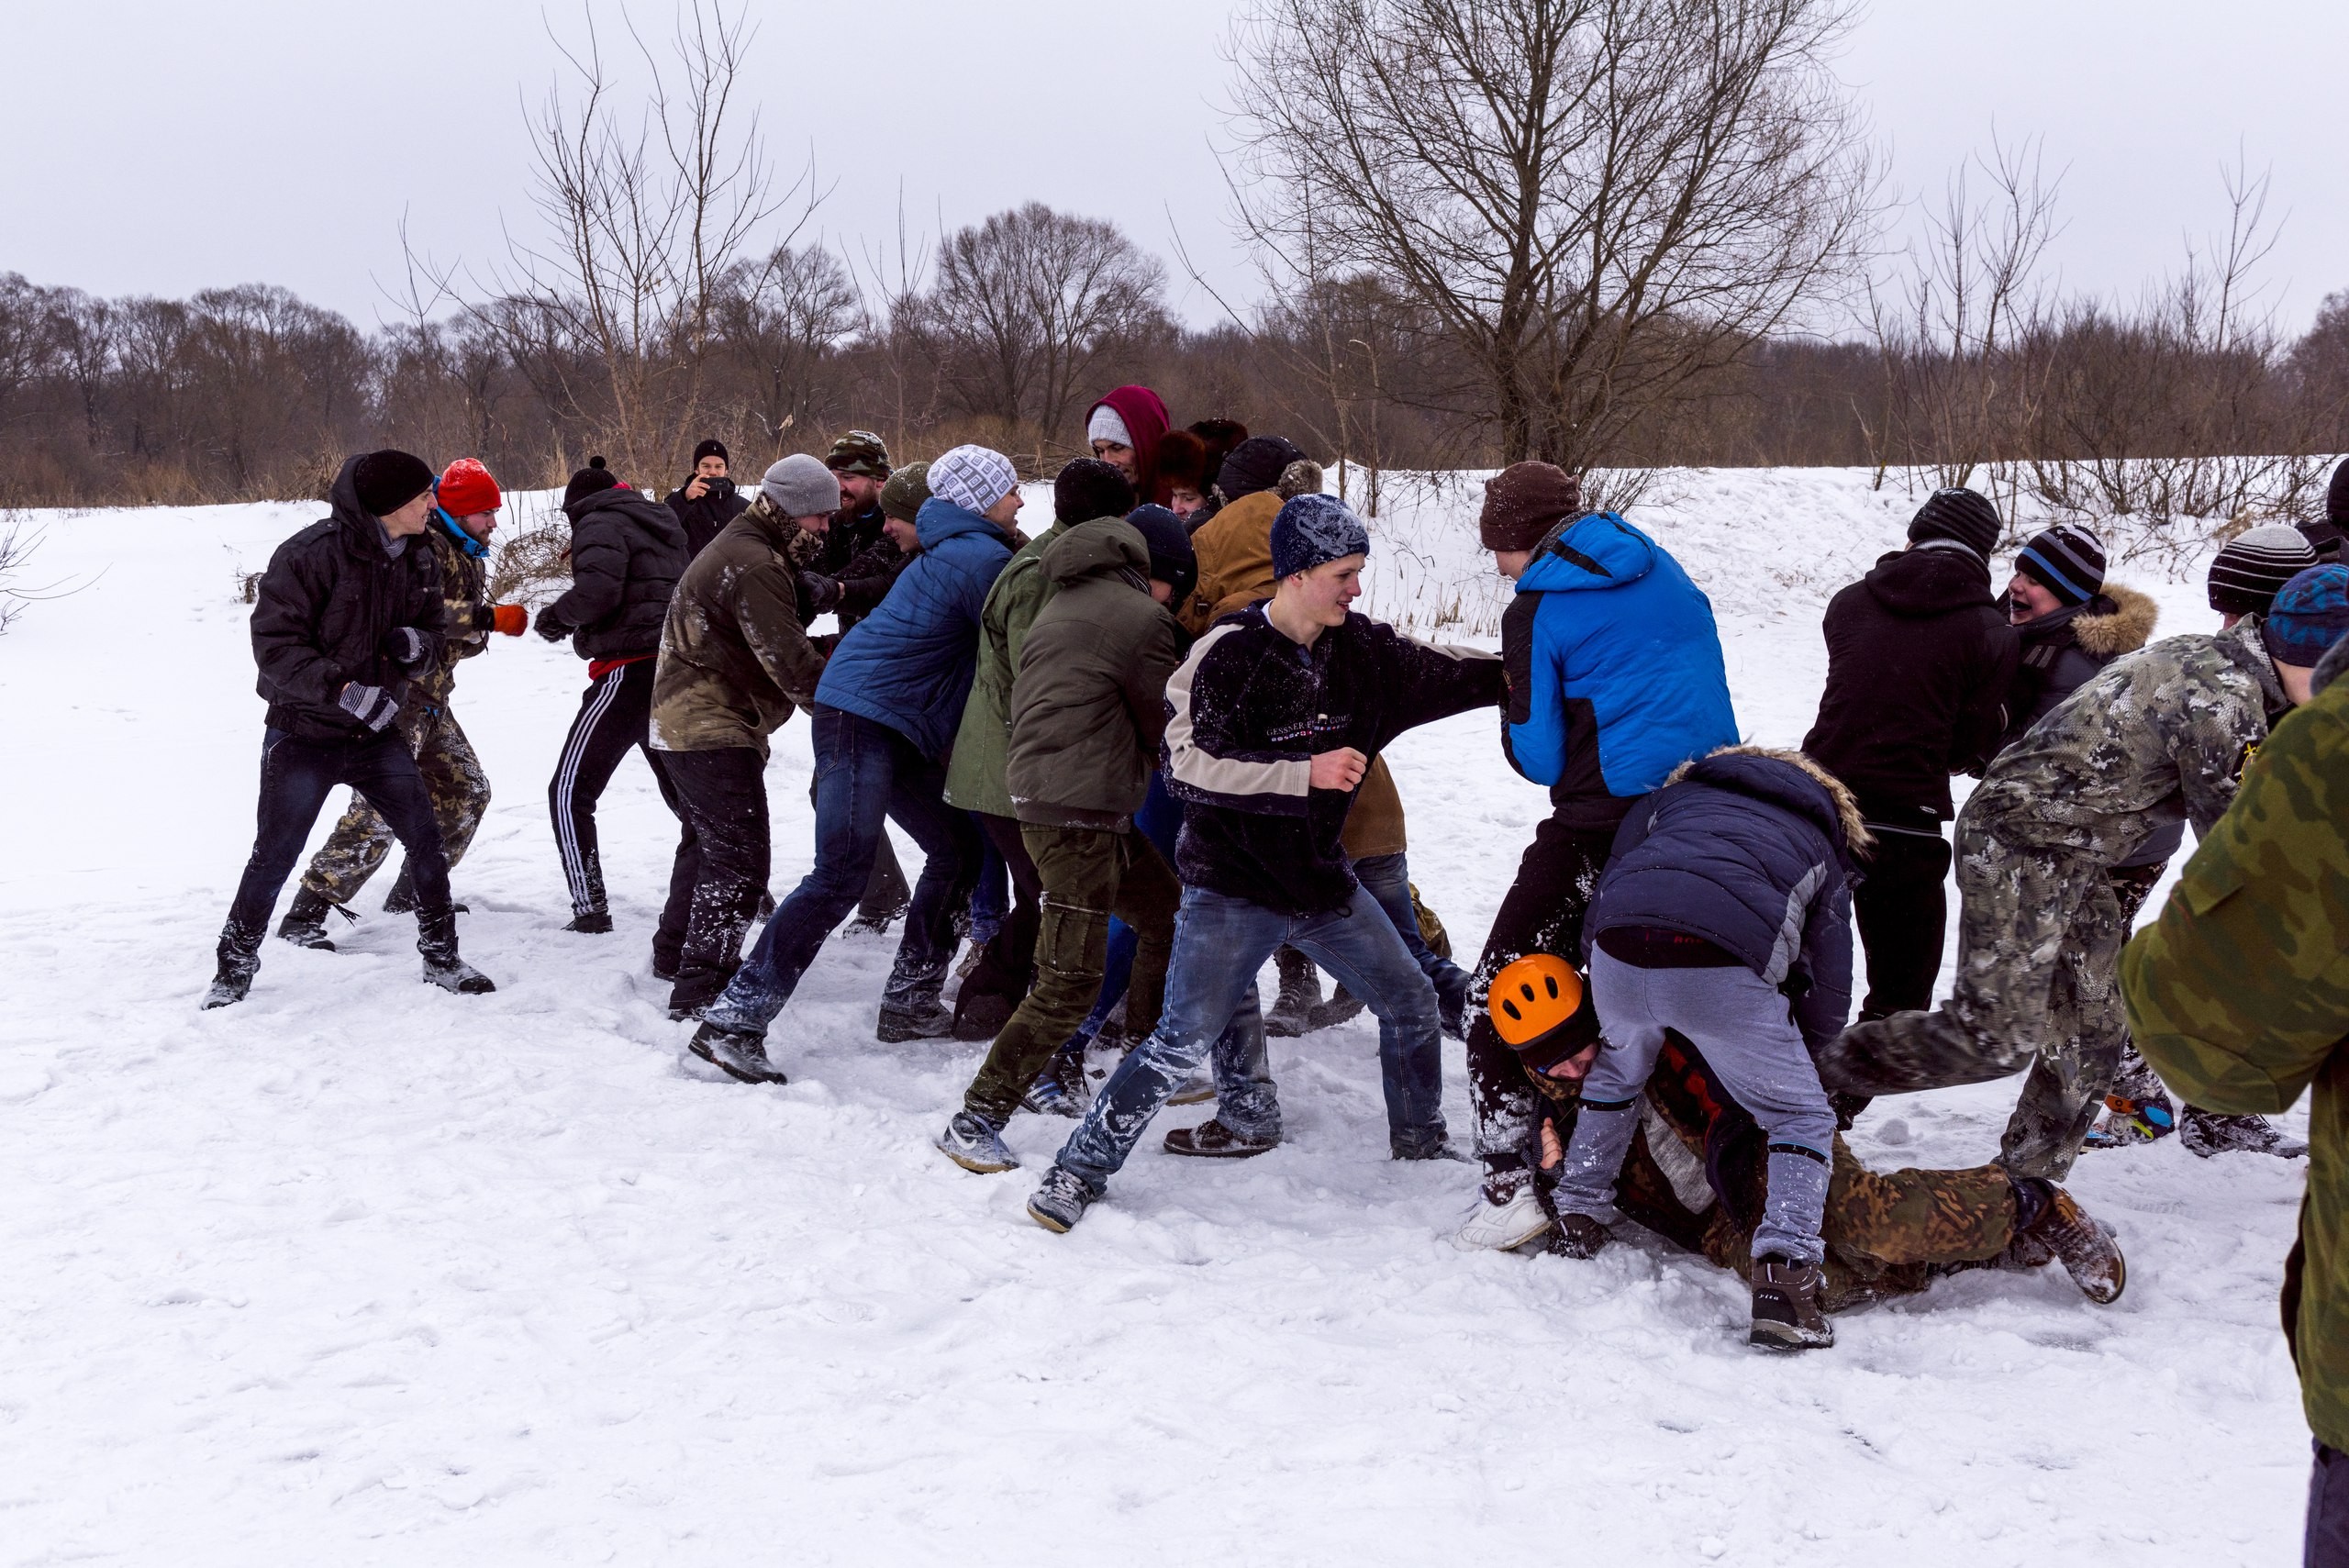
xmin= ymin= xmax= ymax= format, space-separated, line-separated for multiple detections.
xmin=547 ymin=659 xmax=685 ymax=917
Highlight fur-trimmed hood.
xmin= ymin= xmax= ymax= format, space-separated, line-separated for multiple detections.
xmin=2071 ymin=584 xmax=2159 ymax=659
xmin=1664 ymin=743 xmax=1874 ymax=855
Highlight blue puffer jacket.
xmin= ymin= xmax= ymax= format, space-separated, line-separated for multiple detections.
xmin=814 ymin=497 xmax=1014 ymax=760
xmin=1587 ymin=748 xmax=1861 ymax=1052
xmin=1502 ymin=512 xmax=1740 ymax=829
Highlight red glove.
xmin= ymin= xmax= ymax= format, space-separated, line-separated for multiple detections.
xmin=493 ymin=605 xmax=529 ymax=637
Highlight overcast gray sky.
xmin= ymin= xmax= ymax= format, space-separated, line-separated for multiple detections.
xmin=4 ymin=0 xmax=2343 ymax=336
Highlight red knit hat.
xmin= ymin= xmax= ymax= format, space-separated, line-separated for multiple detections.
xmin=437 ymin=458 xmax=502 ymax=517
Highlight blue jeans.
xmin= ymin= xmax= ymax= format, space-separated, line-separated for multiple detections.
xmin=1353 ymin=851 xmax=1471 ymax=1028
xmin=707 ymin=706 xmax=979 ymax=1034
xmin=1054 ymin=883 xmax=1448 ymax=1194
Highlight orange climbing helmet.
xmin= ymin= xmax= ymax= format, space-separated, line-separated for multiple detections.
xmin=1487 ymin=952 xmax=1598 ymax=1070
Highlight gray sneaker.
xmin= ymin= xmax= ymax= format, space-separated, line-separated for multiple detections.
xmin=1027 ymin=1166 xmax=1094 ymax=1233
xmin=936 ymin=1111 xmax=1019 ymax=1173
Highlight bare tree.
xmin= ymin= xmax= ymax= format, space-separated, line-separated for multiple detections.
xmin=712 ymin=241 xmax=863 ymax=455
xmin=1224 ymin=0 xmax=1877 ymax=472
xmin=925 ymin=203 xmax=1169 ymax=461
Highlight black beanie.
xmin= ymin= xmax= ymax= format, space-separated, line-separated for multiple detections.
xmin=564 ymin=455 xmax=620 ymax=509
xmin=1053 ymin=457 xmax=1135 ymax=524
xmin=1126 ymin=504 xmax=1197 ymax=603
xmin=1218 ymin=436 xmax=1307 ymax=501
xmin=2328 ymin=457 xmax=2349 ymax=526
xmin=2209 ymin=526 xmax=2320 ymax=616
xmin=692 ymin=439 xmax=729 ymax=467
xmin=351 ymin=450 xmax=437 ymax=518
xmin=1908 ymin=487 xmax=2002 ymax=558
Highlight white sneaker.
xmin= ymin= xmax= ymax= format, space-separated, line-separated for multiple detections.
xmin=1452 ymin=1184 xmax=1553 ymax=1251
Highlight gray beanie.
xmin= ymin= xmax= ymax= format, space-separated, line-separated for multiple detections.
xmin=761 ymin=453 xmax=840 ymax=518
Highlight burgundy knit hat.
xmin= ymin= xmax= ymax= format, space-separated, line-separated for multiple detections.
xmin=1480 ymin=462 xmax=1583 ymax=551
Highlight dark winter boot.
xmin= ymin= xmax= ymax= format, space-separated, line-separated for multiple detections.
xmin=1547 ymin=1211 xmax=1612 ymax=1260
xmin=202 ymin=924 xmax=264 ymax=1010
xmin=876 ymin=1000 xmax=957 ymax=1043
xmin=1308 ymin=984 xmax=1367 ymax=1031
xmin=1748 ymin=1255 xmax=1834 ymax=1351
xmin=564 ymin=910 xmax=614 ymax=934
xmin=275 ymin=887 xmax=346 ymax=951
xmin=2178 ymin=1108 xmax=2307 ymax=1159
xmin=417 ymin=912 xmax=496 ymax=995
xmin=384 ymin=865 xmax=466 ymax=916
xmin=1162 ymin=1118 xmax=1279 ymax=1159
xmin=1264 ymin=947 xmax=1323 ymax=1038
xmin=2015 ymin=1180 xmax=2126 ymax=1304
xmin=689 ymin=1022 xmax=788 ymax=1084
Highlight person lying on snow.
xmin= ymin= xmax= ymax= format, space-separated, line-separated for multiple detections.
xmin=1518 ymin=745 xmax=2123 ymax=1348
xmin=1024 ymin=495 xmax=1505 ymax=1233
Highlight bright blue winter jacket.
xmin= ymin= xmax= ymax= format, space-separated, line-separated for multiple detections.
xmin=1501 ymin=512 xmax=1740 ymax=828
xmin=814 ymin=496 xmax=1014 ymax=761
xmin=1586 ymin=750 xmax=1857 ymax=1053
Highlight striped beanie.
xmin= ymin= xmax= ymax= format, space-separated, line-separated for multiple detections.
xmin=926 ymin=444 xmax=1019 ymax=516
xmin=2208 ymin=525 xmax=2319 ymax=617
xmin=2015 ymin=524 xmax=2106 ymax=608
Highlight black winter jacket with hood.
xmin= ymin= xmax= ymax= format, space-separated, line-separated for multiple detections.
xmin=250 ymin=455 xmax=447 ymax=742
xmin=1800 ymin=542 xmax=2020 ymax=827
xmin=545 ymin=487 xmax=691 ymax=661
xmin=1588 ymin=747 xmax=1867 ymax=1053
xmin=1162 ymin=604 xmax=1503 ymax=915
xmin=663 ymin=474 xmax=749 ymax=560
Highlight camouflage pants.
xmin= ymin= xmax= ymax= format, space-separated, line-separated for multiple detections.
xmin=300 ymin=706 xmax=491 ymax=906
xmin=1817 ymin=821 xmax=2130 ymax=1180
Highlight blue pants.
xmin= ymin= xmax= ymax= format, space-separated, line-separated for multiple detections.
xmin=1552 ymin=949 xmax=1837 ymax=1264
xmin=1054 ymin=883 xmax=1448 ymax=1195
xmin=1353 ymin=851 xmax=1471 ymax=1027
xmin=707 ymin=706 xmax=979 ymax=1034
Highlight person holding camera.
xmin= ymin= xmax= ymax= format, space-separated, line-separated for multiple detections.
xmin=665 ymin=439 xmax=749 ymax=561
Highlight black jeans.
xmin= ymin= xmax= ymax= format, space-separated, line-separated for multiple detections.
xmin=956 ymin=812 xmax=1045 ymax=1030
xmin=1850 ymin=817 xmax=1953 ymax=1019
xmin=1464 ymin=811 xmax=1620 ymax=1187
xmin=224 ymin=728 xmax=451 ymax=954
xmin=659 ymin=746 xmax=771 ymax=1011
xmin=549 ymin=660 xmax=685 ymax=917
xmin=2310 ymin=1442 xmax=2349 ymax=1568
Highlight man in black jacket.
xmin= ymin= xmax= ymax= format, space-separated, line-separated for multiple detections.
xmin=1800 ymin=488 xmax=2019 ymax=1026
xmin=205 ymin=450 xmax=496 ymax=1007
xmin=537 ymin=456 xmax=693 ymax=933
xmin=1025 ymin=495 xmax=1504 ymax=1233
xmin=664 ymin=439 xmax=748 ymax=560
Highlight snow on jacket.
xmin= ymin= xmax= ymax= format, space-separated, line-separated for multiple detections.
xmin=814 ymin=495 xmax=1014 ymax=762
xmin=942 ymin=516 xmax=1079 ymax=817
xmin=2121 ymin=664 xmax=2349 ymax=1450
xmin=1587 ymin=746 xmax=1865 ymax=1053
xmin=663 ymin=474 xmax=749 ymax=561
xmin=1993 ymin=584 xmax=2181 ymax=868
xmin=1176 ymin=484 xmax=1409 ymax=858
xmin=1965 ymin=615 xmax=2289 ymax=860
xmin=544 ymin=486 xmax=690 ymax=661
xmin=650 ymin=497 xmax=829 ymax=756
xmin=1800 ymin=543 xmax=2019 ymax=826
xmin=250 ymin=454 xmax=447 ymax=743
xmin=1006 ymin=519 xmax=1186 ymax=830
xmin=1501 ymin=511 xmax=1740 ymax=831
xmin=1163 ymin=604 xmax=1503 ymax=915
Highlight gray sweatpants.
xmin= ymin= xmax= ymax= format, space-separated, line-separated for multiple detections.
xmin=1552 ymin=949 xmax=1839 ymax=1265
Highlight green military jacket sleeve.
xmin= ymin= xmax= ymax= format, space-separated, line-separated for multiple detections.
xmin=2121 ymin=673 xmax=2349 ymax=1451
xmin=942 ymin=518 xmax=1074 ymax=817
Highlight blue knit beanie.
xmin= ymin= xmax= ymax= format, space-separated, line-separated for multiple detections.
xmin=2264 ymin=564 xmax=2349 ymax=668
xmin=1270 ymin=493 xmax=1370 ymax=580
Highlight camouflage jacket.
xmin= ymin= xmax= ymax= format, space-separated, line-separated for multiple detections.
xmin=415 ymin=521 xmax=492 ymax=710
xmin=2121 ymin=663 xmax=2349 ymax=1450
xmin=649 ymin=496 xmax=828 ymax=757
xmin=1960 ymin=615 xmax=2288 ymax=862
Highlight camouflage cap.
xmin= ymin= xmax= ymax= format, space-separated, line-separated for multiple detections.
xmin=826 ymin=429 xmax=892 ymax=477
xmin=879 ymin=460 xmax=931 ymax=523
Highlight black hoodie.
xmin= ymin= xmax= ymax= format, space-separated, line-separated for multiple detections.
xmin=250 ymin=455 xmax=447 ymax=741
xmin=663 ymin=473 xmax=749 ymax=560
xmin=1800 ymin=543 xmax=2019 ymax=823
xmin=545 ymin=486 xmax=692 ymax=661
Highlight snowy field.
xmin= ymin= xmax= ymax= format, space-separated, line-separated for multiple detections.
xmin=0 ymin=469 xmax=2315 ymax=1563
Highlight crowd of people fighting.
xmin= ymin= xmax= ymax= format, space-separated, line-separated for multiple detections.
xmin=195 ymin=384 xmax=2349 ymax=1545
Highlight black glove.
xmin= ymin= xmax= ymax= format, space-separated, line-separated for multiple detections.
xmin=535 ymin=609 xmax=573 ymax=644
xmin=798 ymin=572 xmax=842 ymax=616
xmin=384 ymin=626 xmax=431 ymax=667
xmin=338 ymin=681 xmax=401 ymax=732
